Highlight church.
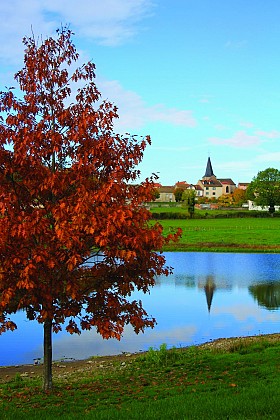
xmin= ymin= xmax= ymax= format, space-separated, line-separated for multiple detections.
xmin=155 ymin=157 xmax=236 ymax=202
xmin=196 ymin=157 xmax=236 ymax=199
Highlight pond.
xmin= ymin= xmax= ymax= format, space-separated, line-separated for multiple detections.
xmin=1 ymin=252 xmax=280 ymax=366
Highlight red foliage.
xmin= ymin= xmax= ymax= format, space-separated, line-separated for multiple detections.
xmin=0 ymin=28 xmax=181 ymax=341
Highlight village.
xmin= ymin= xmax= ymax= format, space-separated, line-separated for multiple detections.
xmin=154 ymin=157 xmax=249 ymax=203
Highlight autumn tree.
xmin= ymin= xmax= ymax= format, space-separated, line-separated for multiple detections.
xmin=217 ymin=193 xmax=234 ymax=207
xmin=246 ymin=168 xmax=280 ymax=215
xmin=233 ymin=188 xmax=246 ymax=206
xmin=0 ymin=29 xmax=181 ymax=391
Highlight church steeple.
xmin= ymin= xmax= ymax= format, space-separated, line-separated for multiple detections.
xmin=203 ymin=157 xmax=215 ymax=178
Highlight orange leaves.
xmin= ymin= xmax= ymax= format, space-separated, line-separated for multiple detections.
xmin=47 ymin=259 xmax=56 ymax=269
xmin=0 ymin=320 xmax=17 ymax=334
xmin=96 ymin=320 xmax=123 ymax=341
xmin=117 ymin=249 xmax=136 ymax=262
xmin=0 ymin=28 xmax=176 ymax=362
xmin=0 ymin=288 xmax=14 ymax=306
xmin=4 ymin=320 xmax=17 ymax=331
xmin=65 ymin=282 xmax=80 ymax=300
xmin=22 ymin=262 xmax=36 ymax=277
xmin=67 ymin=255 xmax=80 ymax=272
xmin=165 ymin=227 xmax=183 ymax=245
xmin=16 ymin=279 xmax=34 ymax=290
xmin=66 ymin=320 xmax=81 ymax=335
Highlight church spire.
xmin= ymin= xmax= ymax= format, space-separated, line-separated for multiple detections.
xmin=203 ymin=157 xmax=215 ymax=178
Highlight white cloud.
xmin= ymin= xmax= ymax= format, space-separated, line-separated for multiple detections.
xmin=209 ymin=130 xmax=260 ymax=148
xmin=255 ymin=130 xmax=280 ymax=140
xmin=199 ymin=98 xmax=210 ymax=103
xmin=225 ymin=40 xmax=247 ymax=49
xmin=239 ymin=121 xmax=254 ymax=128
xmin=0 ymin=0 xmax=155 ymax=65
xmin=215 ymin=160 xmax=254 ymax=174
xmin=98 ymin=79 xmax=197 ymax=129
xmin=213 ymin=303 xmax=280 ymax=323
xmin=214 ymin=124 xmax=228 ymax=131
xmin=256 ymin=152 xmax=280 ymax=163
xmin=42 ymin=0 xmax=155 ymax=46
xmin=0 ymin=0 xmax=195 ymax=133
xmin=50 ymin=323 xmax=197 ymax=361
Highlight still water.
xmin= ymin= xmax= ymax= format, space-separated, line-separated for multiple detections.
xmin=1 ymin=252 xmax=280 ymax=366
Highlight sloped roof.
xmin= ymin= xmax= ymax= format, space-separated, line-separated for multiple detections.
xmin=187 ymin=184 xmax=203 ymax=191
xmin=218 ymin=178 xmax=236 ymax=186
xmin=203 ymin=157 xmax=215 ymax=178
xmin=199 ymin=177 xmax=222 ymax=187
xmin=175 ymin=181 xmax=189 ymax=189
xmin=175 ymin=181 xmax=188 ymax=186
xmin=159 ymin=186 xmax=175 ymax=193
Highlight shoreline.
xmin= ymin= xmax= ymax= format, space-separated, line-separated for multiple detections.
xmin=1 ymin=333 xmax=280 ymax=383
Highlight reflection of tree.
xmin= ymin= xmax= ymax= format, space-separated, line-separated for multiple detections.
xmin=174 ymin=275 xmax=195 ymax=288
xmin=249 ymin=282 xmax=280 ymax=310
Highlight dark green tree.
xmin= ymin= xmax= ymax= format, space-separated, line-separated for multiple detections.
xmin=174 ymin=188 xmax=184 ymax=202
xmin=246 ymin=168 xmax=280 ymax=215
xmin=152 ymin=188 xmax=160 ymax=200
xmin=182 ymin=189 xmax=196 ymax=218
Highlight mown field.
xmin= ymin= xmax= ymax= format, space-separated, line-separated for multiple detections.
xmin=158 ymin=217 xmax=280 ymax=252
xmin=2 ymin=337 xmax=280 ymax=419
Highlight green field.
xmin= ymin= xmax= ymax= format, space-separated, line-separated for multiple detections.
xmin=2 ymin=338 xmax=280 ymax=419
xmin=159 ymin=217 xmax=280 ymax=252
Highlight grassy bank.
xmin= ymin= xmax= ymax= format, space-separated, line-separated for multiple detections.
xmin=2 ymin=336 xmax=280 ymax=419
xmin=159 ymin=217 xmax=280 ymax=252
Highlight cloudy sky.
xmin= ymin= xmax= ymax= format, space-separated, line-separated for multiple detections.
xmin=1 ymin=0 xmax=280 ymax=185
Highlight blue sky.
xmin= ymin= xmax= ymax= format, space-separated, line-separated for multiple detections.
xmin=1 ymin=0 xmax=280 ymax=185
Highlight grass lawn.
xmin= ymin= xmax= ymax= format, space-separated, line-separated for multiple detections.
xmin=1 ymin=213 xmax=280 ymax=417
xmin=1 ymin=337 xmax=280 ymax=419
xmin=159 ymin=217 xmax=280 ymax=252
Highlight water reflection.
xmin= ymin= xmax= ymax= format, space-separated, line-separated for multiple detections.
xmin=1 ymin=252 xmax=280 ymax=366
xmin=249 ymin=282 xmax=280 ymax=310
xmin=199 ymin=276 xmax=216 ymax=312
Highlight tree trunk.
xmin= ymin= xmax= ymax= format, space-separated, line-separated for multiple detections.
xmin=269 ymin=205 xmax=275 ymax=217
xmin=43 ymin=318 xmax=53 ymax=391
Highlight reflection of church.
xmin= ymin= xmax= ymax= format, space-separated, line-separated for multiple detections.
xmin=203 ymin=276 xmax=216 ymax=312
xmin=198 ymin=276 xmax=232 ymax=313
